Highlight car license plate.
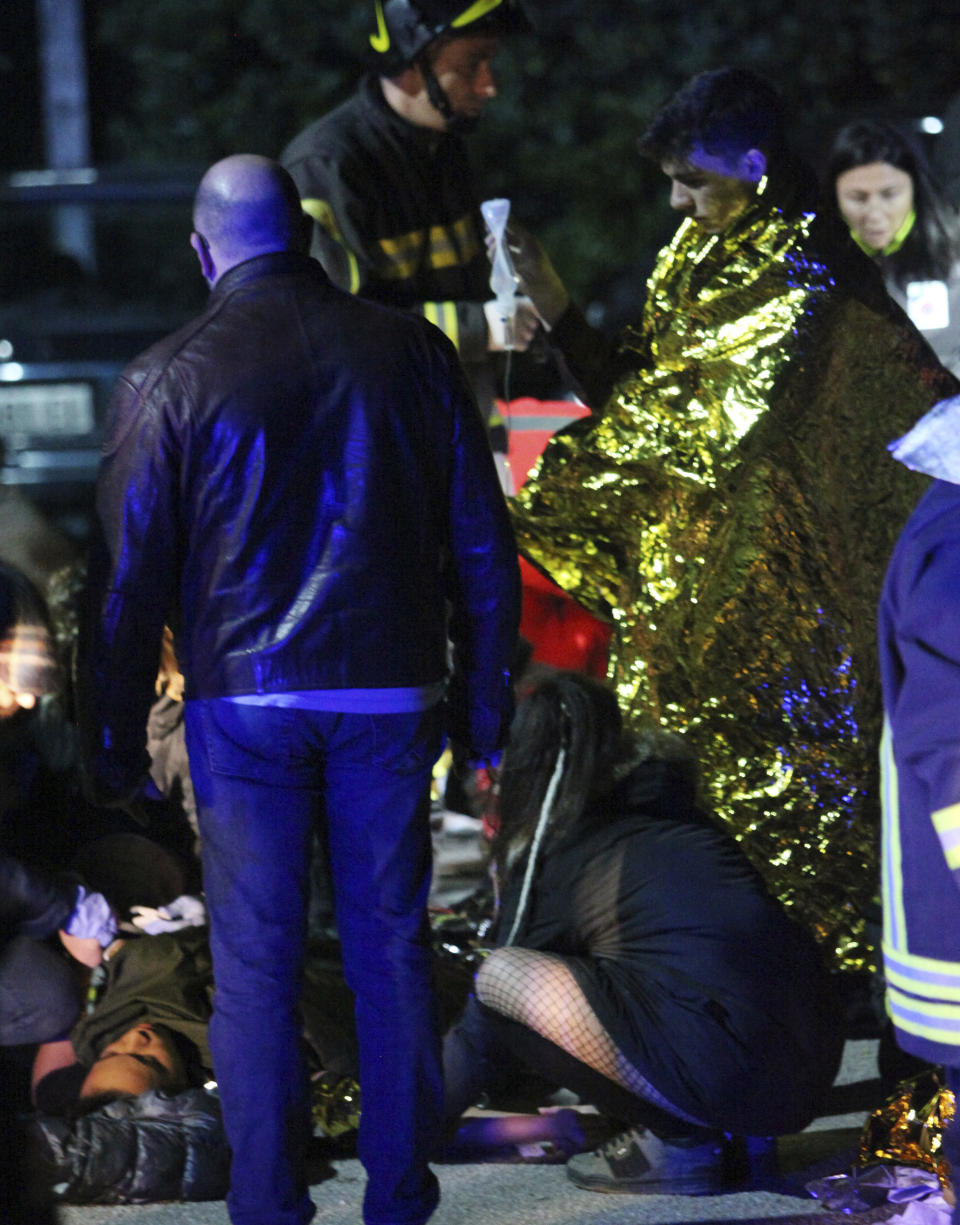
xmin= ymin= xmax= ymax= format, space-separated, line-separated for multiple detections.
xmin=0 ymin=382 xmax=95 ymax=437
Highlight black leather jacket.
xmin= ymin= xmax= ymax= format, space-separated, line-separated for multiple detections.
xmin=78 ymin=251 xmax=519 ymax=803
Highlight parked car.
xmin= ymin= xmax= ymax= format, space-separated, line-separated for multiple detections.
xmin=0 ymin=166 xmax=204 ymax=544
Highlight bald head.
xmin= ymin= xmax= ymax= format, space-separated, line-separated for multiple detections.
xmin=190 ymin=155 xmax=306 ymax=285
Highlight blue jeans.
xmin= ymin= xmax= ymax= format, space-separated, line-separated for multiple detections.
xmin=185 ymin=700 xmax=444 ymax=1225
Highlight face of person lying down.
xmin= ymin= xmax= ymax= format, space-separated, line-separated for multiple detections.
xmin=79 ymin=1022 xmax=189 ymax=1100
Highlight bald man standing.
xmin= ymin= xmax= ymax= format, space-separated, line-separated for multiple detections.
xmin=76 ymin=154 xmax=520 ymax=1225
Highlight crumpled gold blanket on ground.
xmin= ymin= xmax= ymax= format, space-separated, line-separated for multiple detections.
xmin=860 ymin=1071 xmax=956 ymax=1188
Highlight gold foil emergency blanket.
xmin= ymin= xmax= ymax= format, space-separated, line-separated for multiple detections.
xmin=860 ymin=1071 xmax=956 ymax=1188
xmin=513 ymin=200 xmax=955 ymax=970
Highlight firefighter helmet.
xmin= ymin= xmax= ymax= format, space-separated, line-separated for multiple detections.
xmin=369 ymin=0 xmax=531 ymax=72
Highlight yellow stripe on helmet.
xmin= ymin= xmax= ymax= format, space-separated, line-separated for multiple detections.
xmin=370 ymin=0 xmax=391 ymax=53
xmin=451 ymin=0 xmax=505 ymax=28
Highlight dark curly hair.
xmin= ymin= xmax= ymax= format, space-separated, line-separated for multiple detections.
xmin=637 ymin=67 xmax=787 ymax=168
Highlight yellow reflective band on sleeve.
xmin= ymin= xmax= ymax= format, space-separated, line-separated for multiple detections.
xmin=882 ymin=719 xmax=960 ymax=1051
xmin=888 ymin=983 xmax=960 ymax=1043
xmin=378 ymin=214 xmax=480 ymax=281
xmin=300 ymin=198 xmax=331 ymax=224
xmin=300 ymin=199 xmax=361 ymax=294
xmin=885 ymin=956 xmax=960 ymax=1003
xmin=423 ymin=302 xmax=460 ymax=350
xmin=933 ymin=802 xmax=960 ymax=869
xmin=451 ymin=0 xmax=504 ymax=26
xmin=370 ymin=0 xmax=391 ymax=52
xmin=881 ymin=718 xmax=908 ymax=949
xmin=890 ymin=1011 xmax=960 ymax=1046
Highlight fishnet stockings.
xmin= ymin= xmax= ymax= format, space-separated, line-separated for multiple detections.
xmin=476 ymin=946 xmax=705 ymax=1125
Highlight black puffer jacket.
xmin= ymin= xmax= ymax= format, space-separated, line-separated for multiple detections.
xmin=27 ymin=1088 xmax=230 ymax=1204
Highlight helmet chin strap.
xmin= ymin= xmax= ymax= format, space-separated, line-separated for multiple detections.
xmin=418 ymin=54 xmax=479 ymax=134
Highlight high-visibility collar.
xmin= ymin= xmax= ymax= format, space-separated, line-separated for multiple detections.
xmin=851 ymin=207 xmax=916 ymax=258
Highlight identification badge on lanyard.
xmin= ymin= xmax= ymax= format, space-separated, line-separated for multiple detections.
xmin=906 ymin=280 xmax=950 ymax=331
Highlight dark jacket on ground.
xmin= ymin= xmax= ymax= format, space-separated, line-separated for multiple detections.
xmin=498 ymin=757 xmax=844 ymax=1136
xmin=77 ymin=250 xmax=520 ymax=804
xmin=28 ymin=1087 xmax=230 ymax=1204
xmin=70 ymin=928 xmax=214 ymax=1074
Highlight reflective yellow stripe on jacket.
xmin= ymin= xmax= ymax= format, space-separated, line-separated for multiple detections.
xmin=423 ymin=301 xmax=460 ymax=350
xmin=379 ymin=214 xmax=480 ymax=280
xmin=300 ymin=199 xmax=361 ymax=294
xmin=882 ymin=717 xmax=960 ymax=1047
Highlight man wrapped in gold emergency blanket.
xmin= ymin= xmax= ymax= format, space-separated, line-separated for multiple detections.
xmin=513 ymin=190 xmax=957 ymax=971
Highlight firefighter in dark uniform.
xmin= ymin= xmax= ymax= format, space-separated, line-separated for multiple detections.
xmin=280 ymin=0 xmax=539 ymax=461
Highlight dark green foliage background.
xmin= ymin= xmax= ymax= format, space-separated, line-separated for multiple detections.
xmin=13 ymin=1 xmax=960 ymax=311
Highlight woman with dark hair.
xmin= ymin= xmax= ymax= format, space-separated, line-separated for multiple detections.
xmin=825 ymin=119 xmax=960 ymax=374
xmin=442 ymin=672 xmax=843 ymax=1195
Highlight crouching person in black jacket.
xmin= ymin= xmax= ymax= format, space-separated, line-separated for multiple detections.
xmin=443 ymin=673 xmax=844 ymax=1195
